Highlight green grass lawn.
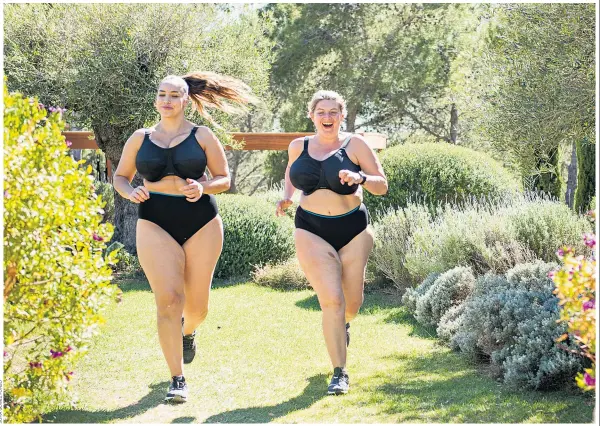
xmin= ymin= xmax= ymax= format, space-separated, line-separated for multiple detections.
xmin=42 ymin=278 xmax=595 ymax=423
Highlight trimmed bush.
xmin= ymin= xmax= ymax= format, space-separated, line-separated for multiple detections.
xmin=437 ymin=303 xmax=466 ymax=349
xmin=364 ymin=142 xmax=521 ymax=217
xmin=451 ymin=261 xmax=583 ymax=390
xmin=415 ymin=267 xmax=475 ymax=327
xmin=215 ymin=194 xmax=295 ymax=279
xmin=251 ymin=257 xmax=309 ymax=290
xmin=506 ymin=198 xmax=591 ymax=261
xmin=371 ymin=204 xmax=432 ymax=289
xmin=3 ymin=88 xmax=116 ymax=422
xmin=401 ymin=272 xmax=440 ymax=315
xmin=404 ymin=201 xmax=535 ymax=283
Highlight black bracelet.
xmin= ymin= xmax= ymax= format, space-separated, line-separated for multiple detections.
xmin=359 ymin=171 xmax=367 ymax=185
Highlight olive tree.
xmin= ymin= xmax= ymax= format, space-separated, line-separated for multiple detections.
xmin=4 ymin=3 xmax=273 ymax=251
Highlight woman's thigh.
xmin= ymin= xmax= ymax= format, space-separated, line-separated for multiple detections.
xmin=339 ymin=226 xmax=374 ymax=306
xmin=181 ymin=215 xmax=224 ymax=307
xmin=136 ymin=219 xmax=186 ymax=303
xmin=295 ymin=229 xmax=343 ymax=306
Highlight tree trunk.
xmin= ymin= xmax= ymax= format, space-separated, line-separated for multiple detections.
xmin=346 ymin=106 xmax=358 ymax=132
xmin=93 ymin=122 xmax=144 ymax=254
xmin=532 ymin=146 xmax=562 ymax=200
xmin=450 ymin=103 xmax=458 ymax=144
xmin=227 ymin=150 xmax=240 ymax=194
xmin=565 ymin=141 xmax=577 ymax=208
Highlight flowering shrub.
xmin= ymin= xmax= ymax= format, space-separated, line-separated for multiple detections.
xmin=552 ymin=210 xmax=596 ymax=392
xmin=3 ymin=87 xmax=117 ymax=422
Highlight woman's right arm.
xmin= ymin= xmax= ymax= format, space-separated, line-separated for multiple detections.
xmin=112 ymin=130 xmax=150 ymax=203
xmin=275 ymin=138 xmax=303 ymax=217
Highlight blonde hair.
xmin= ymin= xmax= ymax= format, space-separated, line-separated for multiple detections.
xmin=159 ymin=72 xmax=258 ymax=125
xmin=307 ymin=90 xmax=347 ymax=117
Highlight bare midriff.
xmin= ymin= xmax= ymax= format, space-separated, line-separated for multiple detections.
xmin=299 ymin=187 xmax=362 ymax=216
xmin=143 ymin=176 xmax=189 ymax=196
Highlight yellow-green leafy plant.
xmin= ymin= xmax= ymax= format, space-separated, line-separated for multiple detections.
xmin=3 ymin=86 xmax=118 ymax=422
xmin=552 ymin=210 xmax=596 ymax=392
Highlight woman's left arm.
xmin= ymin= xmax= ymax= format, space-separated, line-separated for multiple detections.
xmin=341 ymin=136 xmax=388 ymax=195
xmin=195 ymin=126 xmax=231 ymax=194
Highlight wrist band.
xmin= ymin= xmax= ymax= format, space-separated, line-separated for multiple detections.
xmin=359 ymin=171 xmax=367 ymax=185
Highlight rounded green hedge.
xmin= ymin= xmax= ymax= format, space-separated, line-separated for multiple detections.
xmin=215 ymin=194 xmax=295 ymax=279
xmin=364 ymin=143 xmax=521 ymax=217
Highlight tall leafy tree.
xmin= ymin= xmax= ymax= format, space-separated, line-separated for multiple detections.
xmin=472 ymin=4 xmax=595 ymax=198
xmin=264 ymin=3 xmax=473 ymax=138
xmin=4 ymin=3 xmax=273 ymax=251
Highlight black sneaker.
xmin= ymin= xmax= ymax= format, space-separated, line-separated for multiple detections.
xmin=346 ymin=323 xmax=350 ymax=347
xmin=327 ymin=367 xmax=349 ymax=395
xmin=165 ymin=375 xmax=188 ymax=403
xmin=183 ymin=331 xmax=196 ymax=364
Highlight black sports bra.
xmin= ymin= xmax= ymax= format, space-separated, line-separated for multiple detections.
xmin=135 ymin=126 xmax=207 ymax=182
xmin=289 ymin=135 xmax=361 ymax=196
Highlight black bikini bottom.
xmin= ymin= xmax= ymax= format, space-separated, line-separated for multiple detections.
xmin=138 ymin=192 xmax=218 ymax=246
xmin=294 ymin=204 xmax=369 ymax=251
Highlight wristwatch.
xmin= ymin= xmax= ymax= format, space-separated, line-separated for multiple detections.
xmin=358 ymin=171 xmax=367 ymax=185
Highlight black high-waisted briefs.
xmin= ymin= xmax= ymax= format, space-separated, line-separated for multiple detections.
xmin=294 ymin=203 xmax=369 ymax=251
xmin=138 ymin=192 xmax=218 ymax=246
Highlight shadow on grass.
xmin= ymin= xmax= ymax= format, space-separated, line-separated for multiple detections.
xmin=43 ymin=381 xmax=168 ymax=423
xmin=294 ymin=290 xmax=404 ymax=315
xmin=203 ymin=374 xmax=327 ymax=423
xmin=370 ymin=351 xmax=594 ymax=423
xmin=383 ymin=308 xmax=438 ymax=340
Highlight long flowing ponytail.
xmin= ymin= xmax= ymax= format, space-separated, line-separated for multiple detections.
xmin=181 ymin=72 xmax=258 ymax=125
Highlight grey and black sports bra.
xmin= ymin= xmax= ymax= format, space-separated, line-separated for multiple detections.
xmin=135 ymin=126 xmax=207 ymax=182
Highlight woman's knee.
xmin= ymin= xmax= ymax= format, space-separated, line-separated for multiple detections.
xmin=345 ymin=296 xmax=364 ymax=317
xmin=318 ymin=292 xmax=345 ymax=311
xmin=156 ymin=290 xmax=185 ymax=318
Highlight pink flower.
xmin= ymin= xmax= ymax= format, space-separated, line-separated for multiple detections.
xmin=50 ymin=349 xmax=64 ymax=359
xmin=584 ymin=372 xmax=595 ymax=387
xmin=547 ymin=270 xmax=555 ymax=279
xmin=65 ymin=371 xmax=74 ymax=381
xmin=3 ymin=351 xmax=8 ymax=358
xmin=93 ymin=233 xmax=103 ymax=242
xmin=65 ymin=140 xmax=73 ymax=148
xmin=556 ymin=248 xmax=565 ymax=257
xmin=583 ymin=300 xmax=595 ymax=311
xmin=65 ymin=346 xmax=73 ymax=353
xmin=583 ymin=233 xmax=596 ymax=249
xmin=38 ymin=103 xmax=45 ymax=110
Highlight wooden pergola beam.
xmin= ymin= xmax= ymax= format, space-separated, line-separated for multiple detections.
xmin=62 ymin=132 xmax=387 ymax=151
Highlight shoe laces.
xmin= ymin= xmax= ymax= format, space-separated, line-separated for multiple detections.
xmin=171 ymin=376 xmax=185 ymax=390
xmin=183 ymin=332 xmax=195 ymax=350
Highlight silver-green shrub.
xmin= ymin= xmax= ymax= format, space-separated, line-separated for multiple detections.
xmin=452 ymin=261 xmax=582 ymax=389
xmin=401 ymin=272 xmax=440 ymax=315
xmin=437 ymin=303 xmax=466 ymax=349
xmin=251 ymin=258 xmax=309 ymax=290
xmin=415 ymin=267 xmax=475 ymax=327
xmin=372 ymin=204 xmax=432 ymax=289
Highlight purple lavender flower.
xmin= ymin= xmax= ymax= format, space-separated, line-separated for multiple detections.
xmin=583 ymin=299 xmax=595 ymax=311
xmin=583 ymin=233 xmax=596 ymax=249
xmin=50 ymin=349 xmax=64 ymax=359
xmin=584 ymin=372 xmax=595 ymax=387
xmin=556 ymin=248 xmax=565 ymax=257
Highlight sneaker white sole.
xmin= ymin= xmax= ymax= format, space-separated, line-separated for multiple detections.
xmin=327 ymin=388 xmax=348 ymax=395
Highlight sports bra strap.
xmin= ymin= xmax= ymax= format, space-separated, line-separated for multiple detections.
xmin=303 ymin=136 xmax=309 ymax=150
xmin=191 ymin=125 xmax=200 ymax=135
xmin=340 ymin=134 xmax=353 ymax=149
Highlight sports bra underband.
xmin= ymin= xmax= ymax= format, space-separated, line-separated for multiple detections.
xmin=289 ymin=135 xmax=361 ymax=196
xmin=135 ymin=126 xmax=207 ymax=182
